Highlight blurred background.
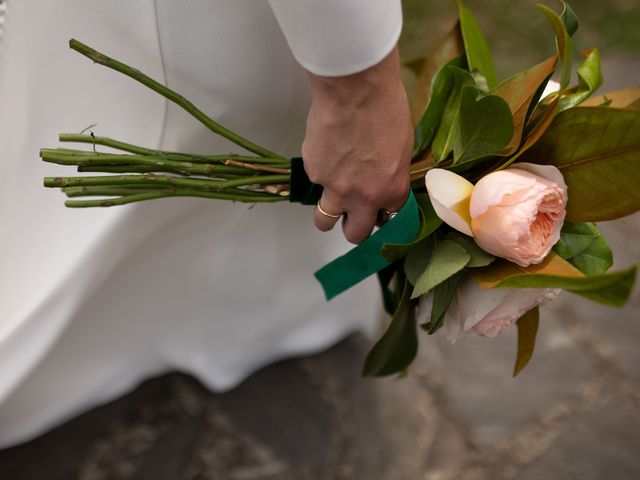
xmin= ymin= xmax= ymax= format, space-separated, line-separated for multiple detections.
xmin=1 ymin=1 xmax=639 ymax=478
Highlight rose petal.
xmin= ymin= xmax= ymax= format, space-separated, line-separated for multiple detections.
xmin=470 ymin=170 xmax=541 ymax=218
xmin=425 ymin=169 xmax=474 ymax=236
xmin=509 ymin=163 xmax=567 ymax=194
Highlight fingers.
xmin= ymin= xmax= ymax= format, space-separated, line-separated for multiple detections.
xmin=342 ymin=206 xmax=378 ymax=244
xmin=314 ymin=192 xmax=343 ymax=232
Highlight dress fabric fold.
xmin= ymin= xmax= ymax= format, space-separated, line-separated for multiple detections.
xmin=0 ymin=0 xmax=401 ymax=448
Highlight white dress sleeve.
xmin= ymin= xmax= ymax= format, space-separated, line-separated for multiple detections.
xmin=268 ymin=0 xmax=403 ymax=77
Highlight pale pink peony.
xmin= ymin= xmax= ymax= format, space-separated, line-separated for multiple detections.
xmin=416 ymin=276 xmax=561 ymax=342
xmin=469 ymin=163 xmax=567 ymax=267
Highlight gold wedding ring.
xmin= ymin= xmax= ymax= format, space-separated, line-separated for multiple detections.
xmin=316 ymin=202 xmax=342 ymax=219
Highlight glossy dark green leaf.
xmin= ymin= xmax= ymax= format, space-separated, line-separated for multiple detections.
xmin=493 ymin=55 xmax=558 ymax=155
xmin=382 ymin=193 xmax=442 ymax=263
xmin=414 ymin=55 xmax=466 ymax=157
xmin=431 ymin=66 xmax=476 ymax=163
xmin=404 ymin=236 xmax=435 ymax=286
xmin=363 ymin=277 xmax=418 ymax=377
xmin=424 ymin=271 xmax=465 ymax=334
xmin=410 ymin=23 xmax=465 ymax=124
xmin=513 ymin=307 xmax=540 ymax=377
xmin=552 ymin=221 xmax=613 ymax=275
xmin=537 ymin=4 xmax=572 ymax=89
xmin=518 ymin=107 xmax=640 ymax=221
xmin=455 ymin=0 xmax=497 ymax=89
xmin=411 ymin=239 xmax=470 ymax=299
xmin=559 ymin=49 xmax=603 ymax=111
xmin=452 ymin=86 xmax=514 ymax=166
xmin=377 ymin=264 xmax=398 ymax=315
xmin=446 ymin=232 xmax=495 ymax=267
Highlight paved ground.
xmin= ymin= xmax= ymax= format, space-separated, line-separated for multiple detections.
xmin=0 ymin=217 xmax=638 ymax=479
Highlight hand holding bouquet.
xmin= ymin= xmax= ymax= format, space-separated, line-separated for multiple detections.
xmin=42 ymin=1 xmax=640 ymax=377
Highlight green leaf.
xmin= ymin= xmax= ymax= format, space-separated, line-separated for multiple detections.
xmin=501 ymin=97 xmax=560 ymax=168
xmin=446 ymin=232 xmax=495 ymax=267
xmin=552 ymin=221 xmax=613 ymax=275
xmin=493 ymin=55 xmax=558 ymax=155
xmin=537 ymin=3 xmax=573 ymax=89
xmin=560 ymin=1 xmax=579 ymax=37
xmin=495 ymin=266 xmax=637 ymax=307
xmin=404 ymin=236 xmax=435 ymax=286
xmin=518 ymin=107 xmax=640 ymax=221
xmin=382 ymin=193 xmax=442 ymax=263
xmin=452 ymin=86 xmax=514 ymax=166
xmin=411 ymin=239 xmax=471 ymax=299
xmin=455 ymin=0 xmax=497 ymax=89
xmin=414 ymin=55 xmax=466 ymax=157
xmin=363 ymin=277 xmax=418 ymax=377
xmin=410 ymin=23 xmax=466 ymax=125
xmin=377 ymin=264 xmax=398 ymax=315
xmin=424 ymin=271 xmax=465 ymax=334
xmin=431 ymin=66 xmax=476 ymax=163
xmin=513 ymin=307 xmax=540 ymax=377
xmin=558 ymin=49 xmax=603 ymax=111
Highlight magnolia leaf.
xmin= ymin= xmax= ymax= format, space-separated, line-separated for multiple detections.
xmin=518 ymin=107 xmax=640 ymax=221
xmin=363 ymin=277 xmax=418 ymax=377
xmin=424 ymin=271 xmax=465 ymax=334
xmin=411 ymin=239 xmax=471 ymax=299
xmin=475 ymin=252 xmax=583 ymax=288
xmin=475 ymin=252 xmax=635 ymax=307
xmin=513 ymin=307 xmax=540 ymax=377
xmin=582 ymin=86 xmax=640 ymax=109
xmin=411 ymin=22 xmax=465 ymax=124
xmin=455 ymin=0 xmax=497 ymax=89
xmin=382 ymin=194 xmax=442 ymax=263
xmin=377 ymin=264 xmax=398 ymax=315
xmin=452 ymin=86 xmax=514 ymax=166
xmin=431 ymin=66 xmax=475 ymax=163
xmin=552 ymin=221 xmax=613 ymax=275
xmin=404 ymin=236 xmax=435 ymax=286
xmin=414 ymin=55 xmax=466 ymax=157
xmin=501 ymin=98 xmax=560 ymax=168
xmin=560 ymin=1 xmax=579 ymax=37
xmin=558 ymin=48 xmax=603 ymax=111
xmin=537 ymin=4 xmax=572 ymax=89
xmin=493 ymin=55 xmax=558 ymax=155
xmin=446 ymin=232 xmax=495 ymax=267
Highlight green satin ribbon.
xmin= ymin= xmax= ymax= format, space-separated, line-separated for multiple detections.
xmin=314 ymin=191 xmax=420 ymax=300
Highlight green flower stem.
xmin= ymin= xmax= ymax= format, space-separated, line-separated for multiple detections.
xmin=45 ymin=174 xmax=224 ymax=189
xmin=69 ymin=39 xmax=286 ymax=159
xmin=44 ymin=173 xmax=289 ymax=191
xmin=56 ymin=136 xmax=291 ymax=166
xmin=77 ymin=165 xmax=192 ymax=175
xmin=216 ymin=174 xmax=291 ymax=189
xmin=62 ymin=185 xmax=268 ymax=198
xmin=65 ymin=189 xmax=288 ymax=208
xmin=41 ymin=151 xmax=253 ymax=176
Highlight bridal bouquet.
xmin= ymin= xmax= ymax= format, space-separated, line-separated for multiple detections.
xmin=42 ymin=1 xmax=639 ymax=377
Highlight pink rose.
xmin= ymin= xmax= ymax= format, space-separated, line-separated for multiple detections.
xmin=417 ymin=276 xmax=560 ymax=342
xmin=425 ymin=163 xmax=567 ymax=267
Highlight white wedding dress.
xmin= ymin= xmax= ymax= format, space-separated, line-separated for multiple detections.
xmin=0 ymin=0 xmax=402 ymax=447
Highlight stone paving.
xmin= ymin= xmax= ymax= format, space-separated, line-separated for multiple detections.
xmin=0 ymin=213 xmax=639 ymax=479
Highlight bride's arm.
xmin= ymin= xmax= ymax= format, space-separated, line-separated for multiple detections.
xmin=269 ymin=0 xmax=413 ymax=244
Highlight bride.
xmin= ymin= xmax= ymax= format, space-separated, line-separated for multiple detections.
xmin=0 ymin=0 xmax=412 ymax=447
